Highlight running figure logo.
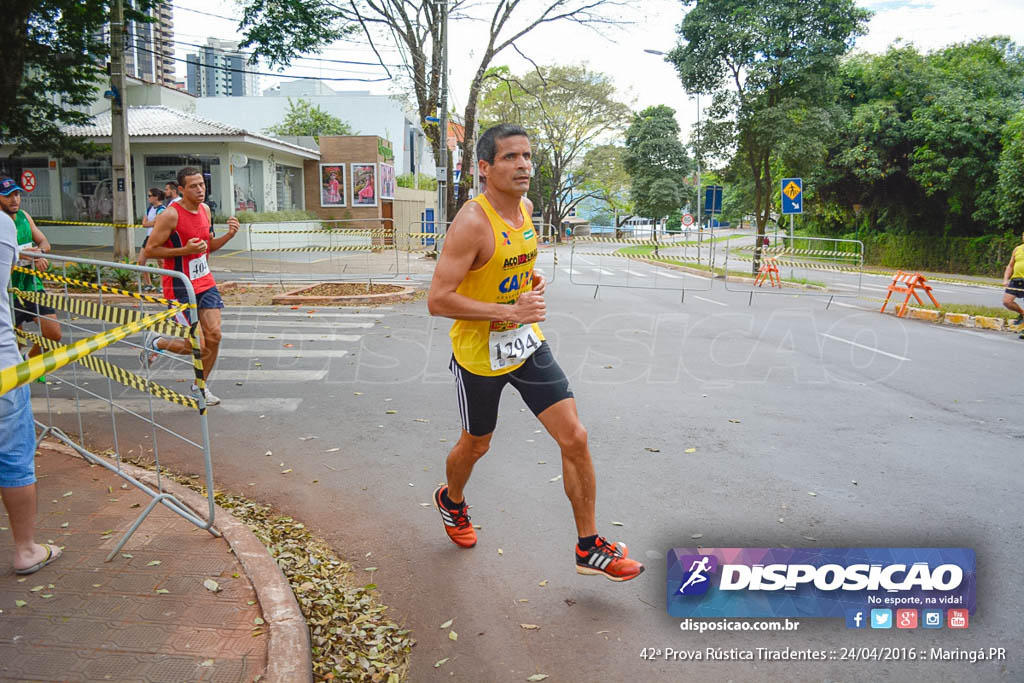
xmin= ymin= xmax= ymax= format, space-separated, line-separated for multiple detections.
xmin=677 ymin=554 xmax=718 ymax=596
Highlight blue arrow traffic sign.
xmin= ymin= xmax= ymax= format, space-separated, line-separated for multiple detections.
xmin=781 ymin=178 xmax=803 ymax=215
xmin=703 ymin=185 xmax=723 ymax=215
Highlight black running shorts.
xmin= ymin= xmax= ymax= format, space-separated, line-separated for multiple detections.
xmin=1006 ymin=277 xmax=1024 ymax=298
xmin=449 ymin=341 xmax=574 ymax=436
xmin=14 ymin=296 xmax=56 ymax=327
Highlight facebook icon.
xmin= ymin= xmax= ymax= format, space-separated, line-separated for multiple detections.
xmin=845 ymin=609 xmax=867 ymax=629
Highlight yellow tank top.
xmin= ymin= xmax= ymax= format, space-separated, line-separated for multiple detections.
xmin=449 ymin=195 xmax=545 ymax=376
xmin=1014 ymin=244 xmax=1024 ymax=279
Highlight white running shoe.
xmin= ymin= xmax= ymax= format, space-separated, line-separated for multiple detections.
xmin=191 ymin=384 xmax=220 ymax=406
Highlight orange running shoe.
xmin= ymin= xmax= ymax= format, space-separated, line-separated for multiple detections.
xmin=575 ymin=536 xmax=645 ymax=582
xmin=434 ymin=485 xmax=477 ymax=548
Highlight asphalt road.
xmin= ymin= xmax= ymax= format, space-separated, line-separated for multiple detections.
xmin=28 ymin=256 xmax=1023 ymax=682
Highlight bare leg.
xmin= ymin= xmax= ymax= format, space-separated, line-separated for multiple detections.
xmin=196 ymin=308 xmax=222 ymax=380
xmin=445 ymin=430 xmax=492 ymax=504
xmin=1 ymin=484 xmax=55 ymax=571
xmin=1003 ymin=293 xmax=1023 ymax=316
xmin=28 ymin=314 xmax=62 ymax=358
xmin=153 ymin=308 xmax=222 ymax=380
xmin=537 ymin=398 xmax=596 ymax=537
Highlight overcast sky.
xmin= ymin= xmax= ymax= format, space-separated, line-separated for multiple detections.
xmin=171 ymin=0 xmax=1024 ymax=138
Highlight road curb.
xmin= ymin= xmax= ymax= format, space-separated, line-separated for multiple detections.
xmin=37 ymin=440 xmax=313 ymax=683
xmin=894 ymin=307 xmax=1018 ymax=334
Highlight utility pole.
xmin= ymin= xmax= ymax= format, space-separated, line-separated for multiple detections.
xmin=110 ymin=0 xmax=135 ymax=260
xmin=435 ymin=0 xmax=449 ymax=232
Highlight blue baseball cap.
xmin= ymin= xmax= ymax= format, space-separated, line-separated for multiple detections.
xmin=0 ymin=178 xmax=25 ymax=196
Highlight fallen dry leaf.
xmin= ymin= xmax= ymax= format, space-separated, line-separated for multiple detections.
xmin=684 ymin=448 xmax=696 ymax=454
xmin=526 ymin=675 xmax=549 ymax=682
xmin=520 ymin=624 xmax=540 ymax=630
xmin=440 ymin=619 xmax=453 ymax=629
xmin=448 ymin=630 xmax=458 ymax=641
xmin=434 ymin=658 xmax=449 ymax=668
xmin=203 ymin=579 xmax=220 ymax=592
xmin=644 ymin=447 xmax=660 ymax=453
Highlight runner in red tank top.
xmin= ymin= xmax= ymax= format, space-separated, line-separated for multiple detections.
xmin=140 ymin=166 xmax=240 ymax=406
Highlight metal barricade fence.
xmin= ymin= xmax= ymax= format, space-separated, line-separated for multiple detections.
xmin=396 ymin=220 xmax=560 ymax=283
xmin=722 ymin=233 xmax=864 ymax=302
xmin=3 ymin=254 xmax=219 ymax=561
xmin=567 ymin=228 xmax=720 ymax=298
xmin=400 ymin=220 xmax=450 ymax=280
xmin=243 ymin=218 xmax=401 ymax=282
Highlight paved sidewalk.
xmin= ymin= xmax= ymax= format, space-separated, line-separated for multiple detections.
xmin=0 ymin=446 xmax=268 ymax=682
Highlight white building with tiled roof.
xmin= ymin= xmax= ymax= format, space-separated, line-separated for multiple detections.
xmin=1 ymin=96 xmax=319 ymax=228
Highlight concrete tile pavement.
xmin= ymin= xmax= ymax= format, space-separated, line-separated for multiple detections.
xmin=0 ymin=447 xmax=269 ymax=682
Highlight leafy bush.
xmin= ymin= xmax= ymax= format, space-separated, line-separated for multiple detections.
xmin=396 ymin=173 xmax=437 ymax=191
xmin=217 ymin=209 xmax=320 ymax=224
xmin=853 ymin=231 xmax=1019 ymax=277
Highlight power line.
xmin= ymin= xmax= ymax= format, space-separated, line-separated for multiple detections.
xmin=153 ymin=36 xmax=404 ymax=68
xmin=132 ymin=44 xmax=392 ymax=82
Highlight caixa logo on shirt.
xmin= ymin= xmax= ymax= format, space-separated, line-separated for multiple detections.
xmin=499 ymin=270 xmax=533 ymax=293
xmin=666 ymin=548 xmax=975 ymax=619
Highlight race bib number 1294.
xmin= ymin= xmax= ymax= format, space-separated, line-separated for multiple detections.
xmin=489 ymin=324 xmax=541 ymax=370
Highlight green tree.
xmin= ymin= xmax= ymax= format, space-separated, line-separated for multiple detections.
xmin=623 ymin=105 xmax=692 ymax=234
xmin=997 ymin=110 xmax=1024 ymax=230
xmin=477 ymin=64 xmax=631 ymax=230
xmin=669 ymin=0 xmax=870 ymax=270
xmin=265 ymin=98 xmax=354 ymax=142
xmin=0 ymin=0 xmax=157 ymax=156
xmin=580 ymin=144 xmax=634 ymax=227
xmin=236 ymin=0 xmax=622 ymax=220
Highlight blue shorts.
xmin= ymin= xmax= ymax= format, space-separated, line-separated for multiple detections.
xmin=172 ymin=286 xmax=223 ymax=325
xmin=0 ymin=385 xmax=37 ymax=488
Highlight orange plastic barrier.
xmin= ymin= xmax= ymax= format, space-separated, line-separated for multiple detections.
xmin=754 ymin=257 xmax=781 ymax=288
xmin=880 ymin=271 xmax=940 ymax=317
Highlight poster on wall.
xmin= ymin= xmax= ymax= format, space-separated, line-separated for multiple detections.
xmin=319 ymin=163 xmax=346 ymax=208
xmin=351 ymin=163 xmax=377 ymax=207
xmin=379 ymin=163 xmax=396 ymax=200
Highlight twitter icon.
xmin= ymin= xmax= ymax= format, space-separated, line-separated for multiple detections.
xmin=871 ymin=609 xmax=892 ymax=629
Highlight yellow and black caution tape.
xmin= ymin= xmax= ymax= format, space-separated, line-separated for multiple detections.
xmin=404 ymin=232 xmax=445 ymax=239
xmin=250 ymin=228 xmax=395 ymax=235
xmin=1 ymin=304 xmax=187 ymax=395
xmin=575 ymin=250 xmax=704 ymax=262
xmin=728 ymin=256 xmax=861 ymax=272
xmin=35 ymin=219 xmax=145 ymax=229
xmin=574 ymin=236 xmax=694 ymax=247
xmin=12 ymin=289 xmax=192 ymax=338
xmin=250 ymin=245 xmax=395 ymax=253
xmin=15 ymin=330 xmax=199 ymax=411
xmin=733 ymin=246 xmax=860 ymax=258
xmin=14 ymin=266 xmax=182 ymax=307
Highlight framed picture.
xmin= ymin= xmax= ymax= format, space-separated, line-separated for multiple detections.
xmin=351 ymin=163 xmax=377 ymax=207
xmin=379 ymin=163 xmax=396 ymax=200
xmin=319 ymin=163 xmax=346 ymax=208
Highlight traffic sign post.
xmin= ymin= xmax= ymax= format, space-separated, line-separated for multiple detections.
xmin=781 ymin=177 xmax=802 ymax=240
xmin=20 ymin=170 xmax=36 ymax=193
xmin=703 ymin=185 xmax=723 ymax=218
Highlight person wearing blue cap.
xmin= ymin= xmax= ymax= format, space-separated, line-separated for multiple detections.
xmin=0 ymin=177 xmax=62 ymax=370
xmin=0 ymin=176 xmax=62 ymax=575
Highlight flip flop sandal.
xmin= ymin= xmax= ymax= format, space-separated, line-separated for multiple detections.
xmin=14 ymin=544 xmax=62 ymax=575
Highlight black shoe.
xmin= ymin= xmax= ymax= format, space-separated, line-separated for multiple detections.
xmin=1013 ymin=315 xmax=1024 ymax=326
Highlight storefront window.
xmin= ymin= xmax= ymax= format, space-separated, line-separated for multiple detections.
xmin=233 ymin=160 xmax=263 ymax=213
xmin=144 ymin=155 xmax=221 ymax=213
xmin=276 ymin=165 xmax=302 ymax=210
xmin=59 ymin=159 xmax=113 ymax=221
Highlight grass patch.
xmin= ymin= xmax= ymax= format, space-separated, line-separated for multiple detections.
xmin=913 ymin=303 xmax=1018 ymax=320
xmin=614 ymin=234 xmax=743 ymax=257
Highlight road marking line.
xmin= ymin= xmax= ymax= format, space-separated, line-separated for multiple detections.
xmin=143 ymin=369 xmax=329 ymax=381
xmin=831 ymin=301 xmax=872 ymax=311
xmin=692 ymin=295 xmax=727 ymax=307
xmin=223 ymin=321 xmax=374 ymax=329
xmin=576 ymin=256 xmax=597 ymax=265
xmin=597 ymin=268 xmax=616 ymax=275
xmin=223 ymin=312 xmax=388 ymax=319
xmin=93 ymin=348 xmax=351 ymax=359
xmin=222 ymin=332 xmax=361 ymax=342
xmin=626 ymin=271 xmax=648 ymax=278
xmin=657 ymin=271 xmax=682 ymax=279
xmin=820 ymin=333 xmax=910 ymax=361
xmin=32 ymin=397 xmax=303 ymax=414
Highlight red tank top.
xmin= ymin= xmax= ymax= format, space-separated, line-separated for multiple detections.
xmin=162 ymin=203 xmax=216 ymax=300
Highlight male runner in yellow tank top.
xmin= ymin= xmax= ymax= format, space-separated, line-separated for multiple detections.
xmin=427 ymin=124 xmax=644 ymax=581
xmin=1002 ymin=229 xmax=1024 ymax=331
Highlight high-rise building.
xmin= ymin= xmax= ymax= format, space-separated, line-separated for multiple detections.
xmin=186 ymin=38 xmax=259 ymax=98
xmin=123 ymin=0 xmax=176 ymax=87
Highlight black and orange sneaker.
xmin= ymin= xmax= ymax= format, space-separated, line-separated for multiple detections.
xmin=575 ymin=536 xmax=645 ymax=582
xmin=434 ymin=485 xmax=477 ymax=548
